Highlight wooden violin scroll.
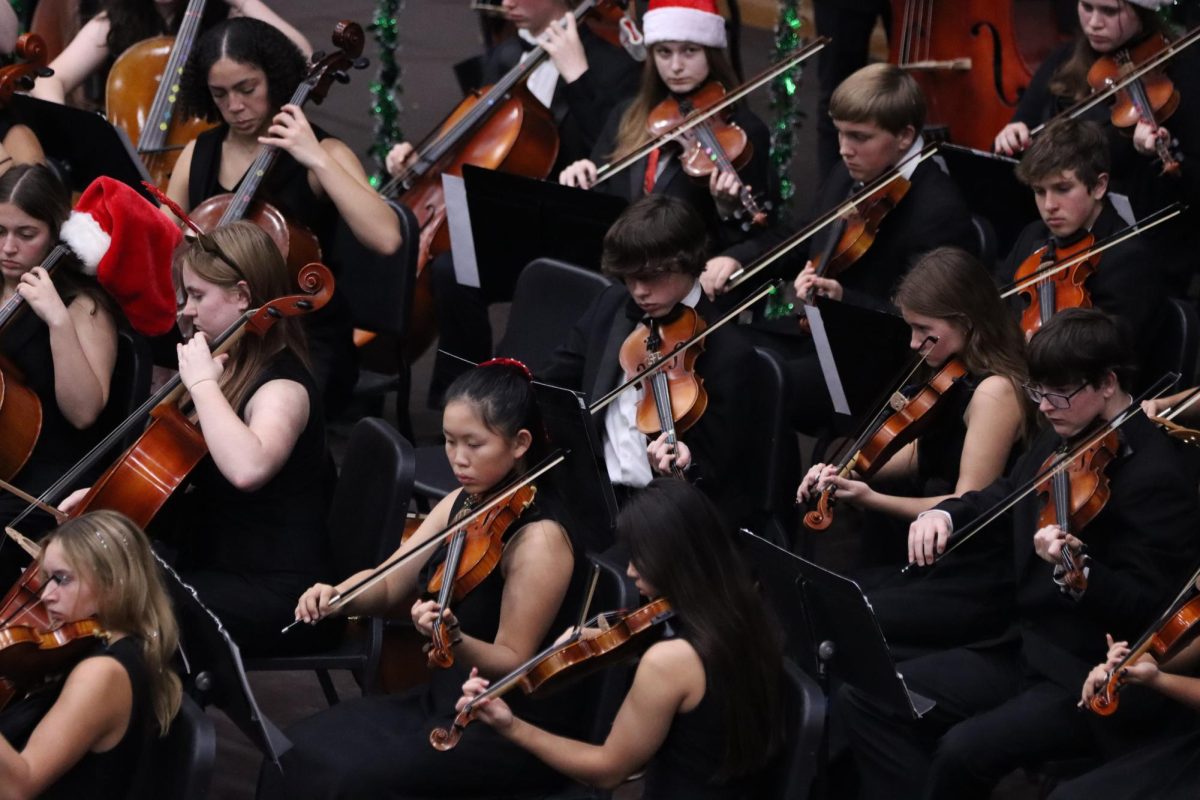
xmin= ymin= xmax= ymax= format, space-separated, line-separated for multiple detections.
xmin=802 ymin=492 xmax=835 ymax=532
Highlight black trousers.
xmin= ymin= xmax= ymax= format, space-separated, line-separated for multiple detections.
xmin=835 ymin=643 xmax=1139 ymax=800
xmin=1047 ymin=727 xmax=1200 ymax=800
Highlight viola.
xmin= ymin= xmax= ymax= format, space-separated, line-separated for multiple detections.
xmin=646 ymin=82 xmax=768 ymax=228
xmin=617 ymin=306 xmax=709 ymax=477
xmin=1012 ymin=233 xmax=1099 ymax=336
xmin=425 ymin=483 xmax=539 ymax=669
xmin=809 ymin=177 xmax=911 ymax=300
xmin=805 ymin=357 xmax=967 ymax=531
xmin=7 ymin=264 xmax=334 ymax=532
xmin=429 ymin=597 xmax=675 ymax=750
xmin=106 ymin=0 xmax=218 ymax=187
xmin=1088 ymin=33 xmax=1183 ymax=176
xmin=190 ymin=21 xmax=367 ymax=278
xmin=1089 ymin=571 xmax=1200 ymax=716
xmin=1034 ymin=430 xmax=1119 ymax=591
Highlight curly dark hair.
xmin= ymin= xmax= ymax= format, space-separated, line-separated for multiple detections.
xmin=176 ymin=17 xmax=307 ymax=123
xmin=101 ymin=0 xmax=229 ymax=64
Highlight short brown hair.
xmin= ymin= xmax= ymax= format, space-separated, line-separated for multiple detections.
xmin=1028 ymin=308 xmax=1136 ymax=391
xmin=1015 ymin=118 xmax=1110 ymax=190
xmin=829 ymin=63 xmax=925 ymax=134
xmin=601 ymin=195 xmax=709 ymax=279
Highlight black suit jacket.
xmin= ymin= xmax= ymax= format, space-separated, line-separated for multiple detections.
xmin=723 ymin=158 xmax=979 ymax=312
xmin=1000 ymin=200 xmax=1165 ymax=379
xmin=484 ymin=27 xmax=641 ymax=176
xmin=541 ymin=284 xmax=757 ymax=523
xmin=935 ymin=414 xmax=1200 ymax=694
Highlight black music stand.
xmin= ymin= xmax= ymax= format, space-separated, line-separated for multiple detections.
xmin=10 ymin=94 xmax=156 ymax=202
xmin=460 ymin=164 xmax=627 ymax=303
xmin=156 ymin=555 xmax=292 ymax=765
xmin=738 ymin=529 xmax=934 ymax=719
xmin=939 ymin=144 xmax=1038 ymax=259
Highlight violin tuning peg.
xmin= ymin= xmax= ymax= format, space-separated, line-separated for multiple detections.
xmin=355 ymin=57 xmax=371 ymax=70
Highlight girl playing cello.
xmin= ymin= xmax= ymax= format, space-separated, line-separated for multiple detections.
xmin=455 ymin=478 xmax=785 ymax=798
xmin=0 ymin=510 xmax=181 ymax=799
xmin=261 ymin=360 xmax=593 ymax=798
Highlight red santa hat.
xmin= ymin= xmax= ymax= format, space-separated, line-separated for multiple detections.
xmin=59 ymin=178 xmax=182 ymax=336
xmin=642 ymin=0 xmax=727 ymax=49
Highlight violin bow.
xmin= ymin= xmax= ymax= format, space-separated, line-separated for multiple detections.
xmin=901 ymin=371 xmax=1180 ymax=574
xmin=1103 ymin=562 xmax=1200 ymax=682
xmin=0 ymin=479 xmax=67 ymax=524
xmin=281 ymin=451 xmax=567 ymax=633
xmin=4 ymin=526 xmax=42 ymax=560
xmin=724 ymin=143 xmax=941 ymax=290
xmin=591 ymin=37 xmax=829 ymax=187
xmin=999 ymin=203 xmax=1186 ymax=298
xmin=1030 ymin=24 xmax=1200 ymax=137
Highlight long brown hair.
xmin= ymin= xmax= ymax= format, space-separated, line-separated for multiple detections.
xmin=610 ymin=46 xmax=738 ymax=162
xmin=895 ymin=247 xmax=1034 ymax=436
xmin=1048 ymin=3 xmax=1162 ymax=102
xmin=42 ymin=511 xmax=182 ymax=735
xmin=172 ymin=221 xmax=309 ymax=412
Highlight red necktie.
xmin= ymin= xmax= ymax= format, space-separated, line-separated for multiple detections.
xmin=643 ymin=147 xmax=661 ymax=195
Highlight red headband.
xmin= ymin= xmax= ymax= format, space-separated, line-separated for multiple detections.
xmin=480 ymin=357 xmax=534 ymax=381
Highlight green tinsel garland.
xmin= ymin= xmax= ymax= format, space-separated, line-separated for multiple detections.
xmin=368 ymin=0 xmax=404 ymax=187
xmin=768 ymin=0 xmax=805 ymax=216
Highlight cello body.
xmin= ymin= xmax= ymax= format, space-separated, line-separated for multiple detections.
xmin=106 ymin=36 xmax=217 ymax=187
xmin=888 ymin=0 xmax=1047 ymax=149
xmin=0 ymin=355 xmax=43 ymax=482
xmin=190 ymin=196 xmax=323 ymax=279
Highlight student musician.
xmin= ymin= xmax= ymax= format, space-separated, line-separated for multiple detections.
xmin=541 ymin=195 xmax=759 ymax=526
xmin=1000 ymin=117 xmax=1165 ymax=371
xmin=167 ymin=17 xmax=402 ymax=415
xmin=261 ymin=361 xmax=592 ymax=798
xmin=559 ymin=0 xmax=775 ymax=246
xmin=0 ymin=166 xmax=120 ymax=550
xmin=993 ymin=0 xmax=1200 ymax=287
xmin=837 ymin=308 xmax=1200 ymax=799
xmin=60 ymin=222 xmax=335 ymax=657
xmin=0 ymin=511 xmax=182 ymax=799
xmin=1055 ymin=615 xmax=1200 ymax=800
xmin=29 ymin=0 xmax=309 ymax=106
xmin=701 ymin=62 xmax=977 ymax=309
xmin=456 ymin=478 xmax=786 ymax=799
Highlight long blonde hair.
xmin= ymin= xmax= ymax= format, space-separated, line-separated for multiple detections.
xmin=42 ymin=511 xmax=182 ymax=735
xmin=172 ymin=221 xmax=309 ymax=412
xmin=610 ymin=46 xmax=738 ymax=162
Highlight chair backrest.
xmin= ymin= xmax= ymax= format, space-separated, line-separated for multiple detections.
xmin=333 ymin=200 xmax=419 ymax=338
xmin=103 ymin=328 xmax=153 ymax=452
xmin=148 ymin=694 xmax=216 ymax=800
xmin=1142 ymin=297 xmax=1200 ymax=390
xmin=495 ymin=258 xmax=613 ymax=375
xmin=746 ymin=347 xmax=801 ymax=521
xmin=328 ymin=417 xmax=416 ymax=575
xmin=760 ymin=659 xmax=826 ymax=800
xmin=970 ymin=212 xmax=998 ymax=272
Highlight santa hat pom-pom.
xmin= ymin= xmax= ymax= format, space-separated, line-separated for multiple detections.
xmin=59 ymin=210 xmax=111 ymax=276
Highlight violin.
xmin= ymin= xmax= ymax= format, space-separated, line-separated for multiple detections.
xmin=429 ymin=597 xmax=675 ymax=750
xmin=617 ymin=306 xmax=709 ymax=477
xmin=1012 ymin=233 xmax=1099 ymax=336
xmin=425 ymin=483 xmax=539 ymax=669
xmin=106 ymin=0 xmax=218 ymax=187
xmin=805 ymin=357 xmax=967 ymax=531
xmin=1034 ymin=430 xmax=1119 ymax=591
xmin=646 ymin=82 xmax=768 ymax=228
xmin=7 ymin=264 xmax=334 ymax=532
xmin=190 ymin=21 xmax=367 ymax=278
xmin=1089 ymin=569 xmax=1200 ymax=716
xmin=1088 ymin=33 xmax=1183 ymax=176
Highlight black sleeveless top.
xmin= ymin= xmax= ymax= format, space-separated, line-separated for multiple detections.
xmin=0 ymin=636 xmax=156 ymax=799
xmin=417 ymin=486 xmax=592 ymax=732
xmin=178 ymin=348 xmax=333 ymax=580
xmin=915 ymin=370 xmax=982 ymax=497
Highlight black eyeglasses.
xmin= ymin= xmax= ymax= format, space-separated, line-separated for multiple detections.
xmin=1023 ymin=382 xmax=1088 ymax=409
xmin=196 ymin=232 xmax=244 ymax=278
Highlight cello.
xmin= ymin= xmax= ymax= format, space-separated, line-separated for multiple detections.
xmin=190 ymin=21 xmax=368 ymax=277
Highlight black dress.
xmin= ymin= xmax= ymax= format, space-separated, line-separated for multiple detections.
xmin=257 ymin=488 xmax=595 ymax=799
xmin=187 ymin=124 xmax=358 ymax=415
xmin=0 ymin=636 xmax=157 ymax=799
xmin=175 ymin=349 xmax=335 ymax=656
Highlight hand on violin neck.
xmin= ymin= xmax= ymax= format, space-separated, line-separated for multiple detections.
xmin=1132 ymin=120 xmax=1170 ymax=156
xmin=700 ymin=256 xmax=741 ymax=300
xmin=412 ymin=598 xmax=459 ymax=639
xmin=540 ymin=12 xmax=588 ymax=84
xmin=177 ymin=334 xmax=227 ymax=393
xmin=647 ymin=434 xmax=691 ymax=475
xmin=708 ymin=169 xmax=744 ymax=220
xmin=458 ymin=667 xmax=514 ymax=730
xmin=793 ymin=263 xmax=843 ymax=303
xmin=260 ymin=104 xmax=327 ymax=171
xmin=1033 ymin=524 xmax=1083 ymax=565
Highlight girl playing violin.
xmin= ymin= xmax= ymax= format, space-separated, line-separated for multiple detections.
xmin=260 ymin=360 xmax=593 ymax=798
xmin=29 ymin=0 xmax=311 ymax=106
xmin=0 ymin=510 xmax=181 ymax=799
xmin=167 ymin=17 xmax=402 ymax=414
xmin=0 ymin=166 xmax=119 ymax=543
xmin=558 ymin=0 xmax=774 ymax=245
xmin=61 ymin=221 xmax=334 ymax=657
xmin=456 ymin=478 xmax=785 ymax=798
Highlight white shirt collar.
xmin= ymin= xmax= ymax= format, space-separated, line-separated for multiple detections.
xmin=681 ymin=280 xmax=702 ymax=309
xmin=897 ymin=135 xmax=925 ymax=181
